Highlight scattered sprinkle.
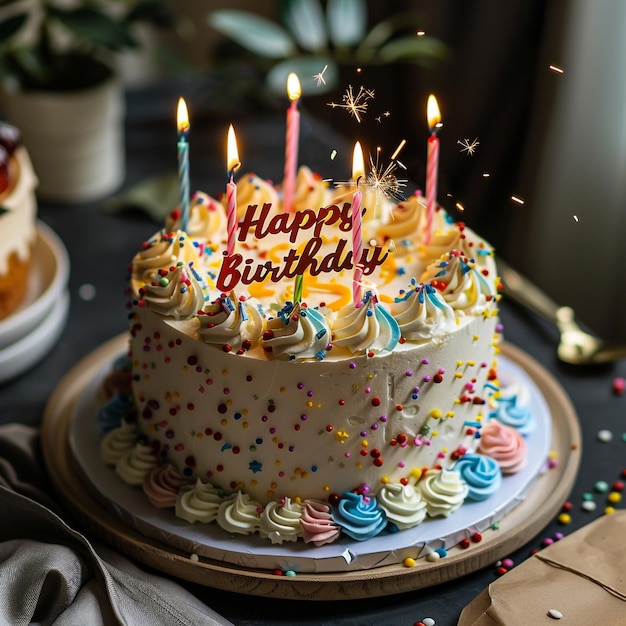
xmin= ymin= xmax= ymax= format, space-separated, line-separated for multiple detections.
xmin=547 ymin=608 xmax=563 ymax=619
xmin=78 ymin=283 xmax=97 ymax=301
xmin=597 ymin=429 xmax=613 ymax=442
xmin=189 ymin=553 xmax=199 ymax=562
xmin=613 ymin=377 xmax=625 ymax=394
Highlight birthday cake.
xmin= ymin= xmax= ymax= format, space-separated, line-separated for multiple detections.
xmin=92 ymin=150 xmax=542 ymax=561
xmin=0 ymin=122 xmax=38 ymax=320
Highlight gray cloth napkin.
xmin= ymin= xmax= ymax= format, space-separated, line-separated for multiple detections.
xmin=0 ymin=423 xmax=234 ymax=626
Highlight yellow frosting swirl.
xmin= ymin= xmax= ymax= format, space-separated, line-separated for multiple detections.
xmin=377 ymin=483 xmax=428 ymax=530
xmin=175 ymin=478 xmax=223 ymax=524
xmin=259 ymin=497 xmax=304 ymax=544
xmin=417 ymin=468 xmax=468 ymax=517
xmin=115 ymin=442 xmax=157 ymax=487
xmin=100 ymin=421 xmax=138 ymax=466
xmin=216 ymin=491 xmax=262 ymax=535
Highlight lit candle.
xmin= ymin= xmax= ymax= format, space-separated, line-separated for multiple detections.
xmin=226 ymin=124 xmax=241 ymax=257
xmin=177 ymin=97 xmax=190 ymax=232
xmin=283 ymin=72 xmax=301 ymax=213
xmin=425 ymin=94 xmax=441 ymax=244
xmin=352 ymin=141 xmax=365 ymax=304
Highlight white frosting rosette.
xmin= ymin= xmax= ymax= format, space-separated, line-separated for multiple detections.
xmin=417 ymin=468 xmax=469 ymax=517
xmin=259 ymin=498 xmax=304 ymax=544
xmin=100 ymin=420 xmax=138 ymax=466
xmin=175 ymin=479 xmax=223 ymax=524
xmin=115 ymin=442 xmax=157 ymax=487
xmin=165 ymin=191 xmax=226 ymax=242
xmin=217 ymin=491 xmax=262 ymax=535
xmin=392 ymin=280 xmax=457 ymax=343
xmin=421 ymin=250 xmax=497 ymax=315
xmin=331 ymin=293 xmax=400 ymax=354
xmin=261 ymin=301 xmax=330 ymax=361
xmin=197 ymin=290 xmax=265 ymax=352
xmin=377 ymin=483 xmax=428 ymax=530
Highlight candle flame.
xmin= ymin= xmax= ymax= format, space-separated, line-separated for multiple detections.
xmin=287 ymin=72 xmax=302 ymax=101
xmin=352 ymin=141 xmax=365 ymax=181
xmin=227 ymin=124 xmax=241 ymax=172
xmin=427 ymin=94 xmax=441 ymax=130
xmin=177 ymin=97 xmax=190 ymax=135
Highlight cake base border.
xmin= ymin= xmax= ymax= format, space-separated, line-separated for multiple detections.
xmin=42 ymin=334 xmax=581 ymax=600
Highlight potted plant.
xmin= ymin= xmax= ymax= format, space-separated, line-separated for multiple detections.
xmin=207 ymin=0 xmax=449 ymax=96
xmin=0 ymin=0 xmax=175 ymax=202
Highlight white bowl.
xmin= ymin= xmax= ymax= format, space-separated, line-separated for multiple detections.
xmin=0 ymin=287 xmax=69 ymax=383
xmin=0 ymin=220 xmax=70 ymax=350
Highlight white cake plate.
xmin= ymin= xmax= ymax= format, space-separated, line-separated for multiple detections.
xmin=42 ymin=335 xmax=581 ymax=600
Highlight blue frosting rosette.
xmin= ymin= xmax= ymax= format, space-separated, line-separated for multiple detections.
xmin=453 ymin=453 xmax=502 ymax=501
xmin=331 ymin=492 xmax=388 ymax=541
xmin=96 ymin=393 xmax=134 ymax=434
xmin=492 ymin=394 xmax=534 ymax=437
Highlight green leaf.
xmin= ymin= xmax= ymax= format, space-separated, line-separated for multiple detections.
xmin=376 ymin=36 xmax=449 ymax=64
xmin=208 ymin=10 xmax=296 ymax=59
xmin=49 ymin=7 xmax=138 ymax=51
xmin=0 ymin=13 xmax=28 ymax=45
xmin=107 ymin=172 xmax=179 ymax=223
xmin=266 ymin=55 xmax=338 ymax=95
xmin=326 ymin=0 xmax=367 ymax=48
xmin=126 ymin=1 xmax=177 ymax=29
xmin=280 ymin=0 xmax=327 ymax=52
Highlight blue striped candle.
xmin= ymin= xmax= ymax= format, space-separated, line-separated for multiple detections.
xmin=177 ymin=98 xmax=190 ymax=232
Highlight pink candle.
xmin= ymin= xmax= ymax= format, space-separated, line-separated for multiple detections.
xmin=226 ymin=124 xmax=240 ymax=257
xmin=352 ymin=141 xmax=365 ymax=304
xmin=283 ymin=72 xmax=301 ymax=213
xmin=425 ymin=94 xmax=441 ymax=245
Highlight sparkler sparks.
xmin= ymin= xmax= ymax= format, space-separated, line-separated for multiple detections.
xmin=328 ymin=85 xmax=375 ymax=122
xmin=313 ymin=64 xmax=328 ymax=86
xmin=458 ymin=137 xmax=480 ymax=156
xmin=366 ymin=143 xmax=408 ymax=202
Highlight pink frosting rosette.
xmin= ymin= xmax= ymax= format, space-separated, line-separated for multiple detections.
xmin=142 ymin=463 xmax=186 ymax=508
xmin=477 ymin=420 xmax=527 ymax=474
xmin=300 ymin=500 xmax=341 ymax=546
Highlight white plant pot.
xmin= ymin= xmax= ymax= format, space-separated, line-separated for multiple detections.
xmin=1 ymin=76 xmax=125 ymax=202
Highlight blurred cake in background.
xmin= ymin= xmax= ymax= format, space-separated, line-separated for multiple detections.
xmin=0 ymin=121 xmax=38 ymax=320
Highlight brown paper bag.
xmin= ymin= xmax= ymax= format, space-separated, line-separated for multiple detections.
xmin=459 ymin=511 xmax=626 ymax=625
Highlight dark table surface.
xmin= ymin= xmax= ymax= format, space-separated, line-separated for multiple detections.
xmin=2 ymin=82 xmax=626 ymax=626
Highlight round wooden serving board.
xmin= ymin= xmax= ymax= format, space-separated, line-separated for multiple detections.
xmin=42 ymin=334 xmax=581 ymax=600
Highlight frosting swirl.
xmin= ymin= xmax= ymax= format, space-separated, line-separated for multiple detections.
xmin=477 ymin=420 xmax=527 ymax=474
xmin=136 ymin=260 xmax=207 ymax=319
xmin=453 ymin=453 xmax=502 ymax=501
xmin=232 ymin=173 xmax=279 ymax=218
xmin=131 ymin=229 xmax=199 ymax=291
xmin=115 ymin=442 xmax=157 ymax=486
xmin=96 ymin=393 xmax=134 ymax=434
xmin=300 ymin=500 xmax=341 ymax=546
xmin=197 ymin=290 xmax=265 ymax=353
xmin=217 ymin=491 xmax=262 ymax=535
xmin=166 ymin=191 xmax=226 ymax=241
xmin=392 ymin=281 xmax=457 ymax=343
xmin=293 ymin=166 xmax=334 ymax=212
xmin=261 ymin=302 xmax=330 ymax=361
xmin=491 ymin=380 xmax=534 ymax=436
xmin=142 ymin=464 xmax=186 ymax=508
xmin=377 ymin=483 xmax=427 ymax=530
xmin=417 ymin=468 xmax=468 ymax=517
xmin=175 ymin=478 xmax=223 ymax=524
xmin=331 ymin=492 xmax=387 ymax=541
xmin=331 ymin=293 xmax=400 ymax=355
xmin=259 ymin=498 xmax=303 ymax=544
xmin=100 ymin=420 xmax=139 ymax=466
xmin=421 ymin=250 xmax=497 ymax=315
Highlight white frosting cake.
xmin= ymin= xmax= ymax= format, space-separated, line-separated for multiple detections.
xmin=96 ymin=166 xmax=535 ymax=548
xmin=0 ymin=122 xmax=38 ymax=319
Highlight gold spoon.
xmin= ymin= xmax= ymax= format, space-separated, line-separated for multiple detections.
xmin=498 ymin=259 xmax=626 ymax=365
